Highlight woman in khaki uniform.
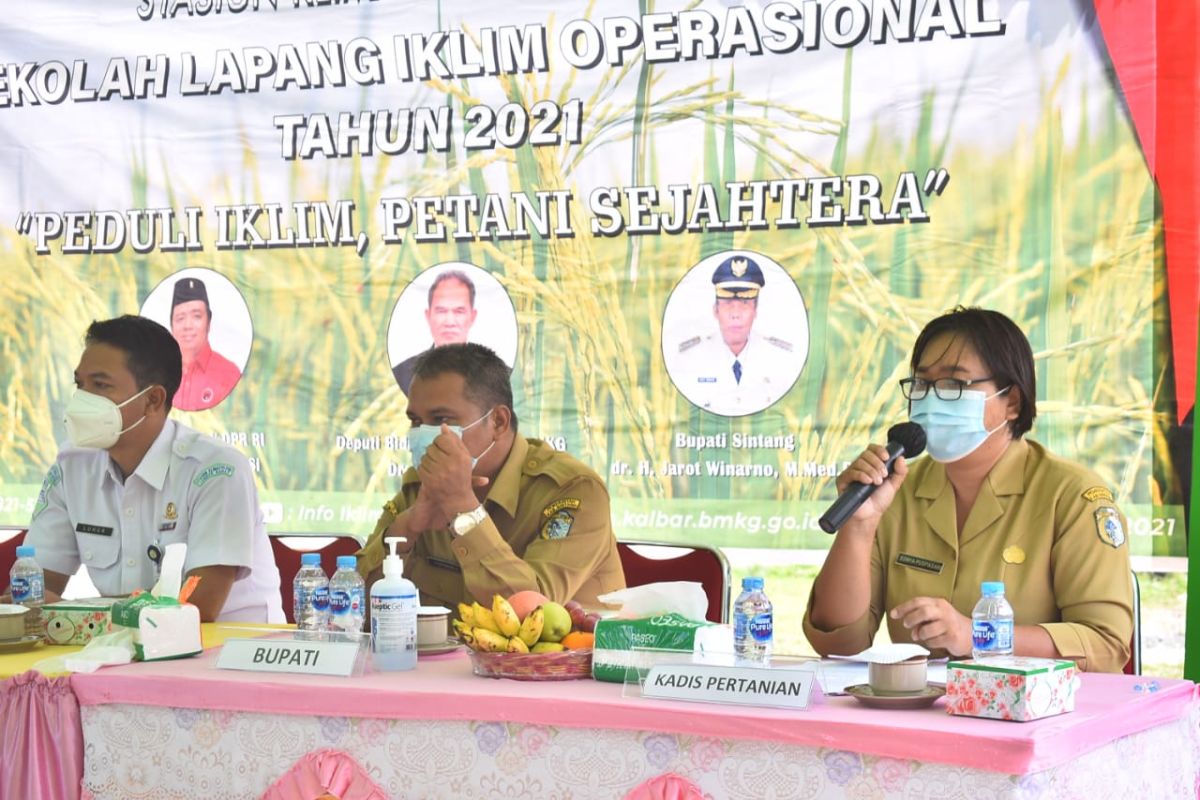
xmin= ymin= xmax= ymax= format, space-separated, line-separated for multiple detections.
xmin=804 ymin=308 xmax=1133 ymax=672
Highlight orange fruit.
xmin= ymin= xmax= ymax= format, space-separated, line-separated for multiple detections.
xmin=560 ymin=631 xmax=594 ymax=650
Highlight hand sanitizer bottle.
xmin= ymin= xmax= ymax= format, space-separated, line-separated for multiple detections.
xmin=370 ymin=537 xmax=418 ymax=671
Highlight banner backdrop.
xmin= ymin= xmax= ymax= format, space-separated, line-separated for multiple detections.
xmin=0 ymin=1 xmax=1186 ymax=557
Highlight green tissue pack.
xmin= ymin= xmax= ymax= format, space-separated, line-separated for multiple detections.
xmin=110 ymin=593 xmax=202 ymax=661
xmin=592 ymin=612 xmax=728 ymax=683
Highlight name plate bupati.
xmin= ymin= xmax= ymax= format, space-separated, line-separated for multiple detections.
xmin=216 ymin=637 xmax=361 ymax=677
xmin=641 ymin=663 xmax=815 ymax=710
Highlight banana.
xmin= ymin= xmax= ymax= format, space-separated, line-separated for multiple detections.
xmin=472 ymin=602 xmax=501 ymax=634
xmin=531 ymin=642 xmax=565 ymax=654
xmin=457 ymin=602 xmax=475 ymax=627
xmin=506 ymin=635 xmax=530 ymax=653
xmin=473 ymin=628 xmax=510 ymax=653
xmin=517 ymin=605 xmax=544 ymax=647
xmin=452 ymin=619 xmax=473 ymax=640
xmin=492 ymin=594 xmax=521 ymax=637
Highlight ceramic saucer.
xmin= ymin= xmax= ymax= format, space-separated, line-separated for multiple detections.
xmin=845 ymin=683 xmax=945 ymax=710
xmin=0 ymin=635 xmax=44 ymax=654
xmin=417 ymin=639 xmax=462 ymax=657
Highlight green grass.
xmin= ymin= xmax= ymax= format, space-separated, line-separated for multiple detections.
xmin=733 ymin=565 xmax=1184 ymax=678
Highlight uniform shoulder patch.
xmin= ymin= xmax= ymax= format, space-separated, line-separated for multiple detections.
xmin=1082 ymin=486 xmax=1114 ymax=503
xmin=41 ymin=464 xmax=63 ymax=492
xmin=540 ymin=508 xmax=576 ymax=540
xmin=1094 ymin=507 xmax=1125 ymax=548
xmin=678 ymin=336 xmax=701 ymax=353
xmin=32 ymin=464 xmax=62 ymax=520
xmin=765 ymin=336 xmax=793 ymax=352
xmin=193 ymin=462 xmax=236 ymax=487
xmin=543 ymin=497 xmax=582 ymax=517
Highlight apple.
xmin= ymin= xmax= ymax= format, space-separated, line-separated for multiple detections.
xmin=580 ymin=612 xmax=600 ymax=633
xmin=539 ymin=601 xmax=573 ymax=643
xmin=508 ymin=590 xmax=550 ymax=621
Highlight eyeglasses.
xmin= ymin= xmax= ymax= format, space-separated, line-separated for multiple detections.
xmin=899 ymin=376 xmax=996 ymax=401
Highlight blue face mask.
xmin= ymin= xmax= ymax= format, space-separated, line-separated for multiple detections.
xmin=909 ymin=388 xmax=1010 ymax=463
xmin=408 ymin=408 xmax=496 ymax=469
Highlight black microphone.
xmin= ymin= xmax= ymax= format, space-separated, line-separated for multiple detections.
xmin=818 ymin=422 xmax=926 ymax=534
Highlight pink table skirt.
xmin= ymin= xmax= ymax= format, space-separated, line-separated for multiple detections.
xmin=1 ymin=670 xmax=84 ymax=800
xmin=70 ymin=646 xmax=1199 ymax=776
xmin=76 ymin=702 xmax=1200 ymax=799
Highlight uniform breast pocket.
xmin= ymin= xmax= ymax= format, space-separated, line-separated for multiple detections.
xmin=74 ymin=532 xmax=121 ymax=579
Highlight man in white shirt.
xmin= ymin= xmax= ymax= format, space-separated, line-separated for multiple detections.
xmin=26 ymin=315 xmax=283 ymax=623
xmin=672 ymin=255 xmax=800 ymax=416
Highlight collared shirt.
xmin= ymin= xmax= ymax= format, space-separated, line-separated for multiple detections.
xmin=671 ymin=330 xmax=801 ymax=416
xmin=357 ymin=436 xmax=626 ymax=609
xmin=175 ymin=342 xmax=242 ymax=411
xmin=803 ymin=438 xmax=1134 ymax=672
xmin=26 ymin=420 xmax=284 ymax=623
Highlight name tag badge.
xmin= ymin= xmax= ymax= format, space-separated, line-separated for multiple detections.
xmin=76 ymin=523 xmax=114 ymax=536
xmin=896 ymin=553 xmax=943 ymax=574
xmin=426 ymin=556 xmax=462 ymax=573
xmin=217 ymin=637 xmax=364 ymax=677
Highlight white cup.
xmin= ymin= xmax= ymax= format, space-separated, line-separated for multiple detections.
xmin=0 ymin=604 xmax=29 ymax=641
xmin=416 ymin=606 xmax=450 ymax=646
xmin=868 ymin=656 xmax=928 ymax=695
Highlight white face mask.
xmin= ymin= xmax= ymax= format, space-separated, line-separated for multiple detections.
xmin=63 ymin=386 xmax=154 ymax=449
xmin=909 ymin=387 xmax=1011 ymax=463
xmin=408 ymin=408 xmax=496 ymax=469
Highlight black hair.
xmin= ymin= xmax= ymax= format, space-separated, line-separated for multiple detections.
xmin=85 ymin=315 xmax=183 ymax=412
xmin=910 ymin=306 xmax=1037 ymax=438
xmin=427 ymin=270 xmax=476 ymax=307
xmin=411 ymin=343 xmax=517 ymax=431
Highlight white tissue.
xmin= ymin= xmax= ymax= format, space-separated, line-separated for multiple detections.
xmin=152 ymin=542 xmax=187 ymax=599
xmin=597 ymin=581 xmax=709 ymax=621
xmin=829 ymin=643 xmax=930 ymax=664
xmin=64 ymin=647 xmax=134 ymax=673
xmin=31 ymin=628 xmax=136 ymax=674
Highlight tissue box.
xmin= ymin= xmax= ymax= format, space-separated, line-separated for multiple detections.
xmin=592 ymin=613 xmax=729 ymax=683
xmin=41 ymin=598 xmax=114 ymax=645
xmin=110 ymin=594 xmax=202 ymax=661
xmin=946 ymin=657 xmax=1078 ymax=721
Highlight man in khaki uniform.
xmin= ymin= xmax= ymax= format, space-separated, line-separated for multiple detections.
xmin=804 ymin=307 xmax=1132 ymax=673
xmin=358 ymin=343 xmax=625 ymax=610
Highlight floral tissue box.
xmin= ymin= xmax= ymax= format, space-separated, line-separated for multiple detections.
xmin=945 ymin=657 xmax=1078 ymax=721
xmin=41 ymin=598 xmax=114 ymax=645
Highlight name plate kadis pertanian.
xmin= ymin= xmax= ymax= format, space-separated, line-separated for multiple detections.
xmin=640 ymin=663 xmax=815 ymax=710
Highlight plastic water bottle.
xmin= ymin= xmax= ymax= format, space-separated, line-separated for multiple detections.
xmin=972 ymin=581 xmax=1014 ymax=660
xmin=370 ymin=537 xmax=418 ymax=671
xmin=9 ymin=545 xmax=45 ymax=638
xmin=328 ymin=555 xmax=365 ymax=634
xmin=733 ymin=576 xmax=773 ymax=665
xmin=294 ymin=552 xmax=330 ymax=639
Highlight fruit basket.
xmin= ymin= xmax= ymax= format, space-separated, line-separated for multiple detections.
xmin=468 ymin=647 xmax=593 ymax=681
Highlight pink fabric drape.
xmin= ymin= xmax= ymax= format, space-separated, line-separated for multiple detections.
xmin=624 ymin=772 xmax=708 ymax=800
xmin=0 ymin=670 xmax=84 ymax=800
xmin=260 ymin=749 xmax=388 ymax=800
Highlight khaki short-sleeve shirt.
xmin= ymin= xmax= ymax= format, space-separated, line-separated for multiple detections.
xmin=357 ymin=436 xmax=626 ymax=610
xmin=803 ymin=439 xmax=1133 ymax=673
